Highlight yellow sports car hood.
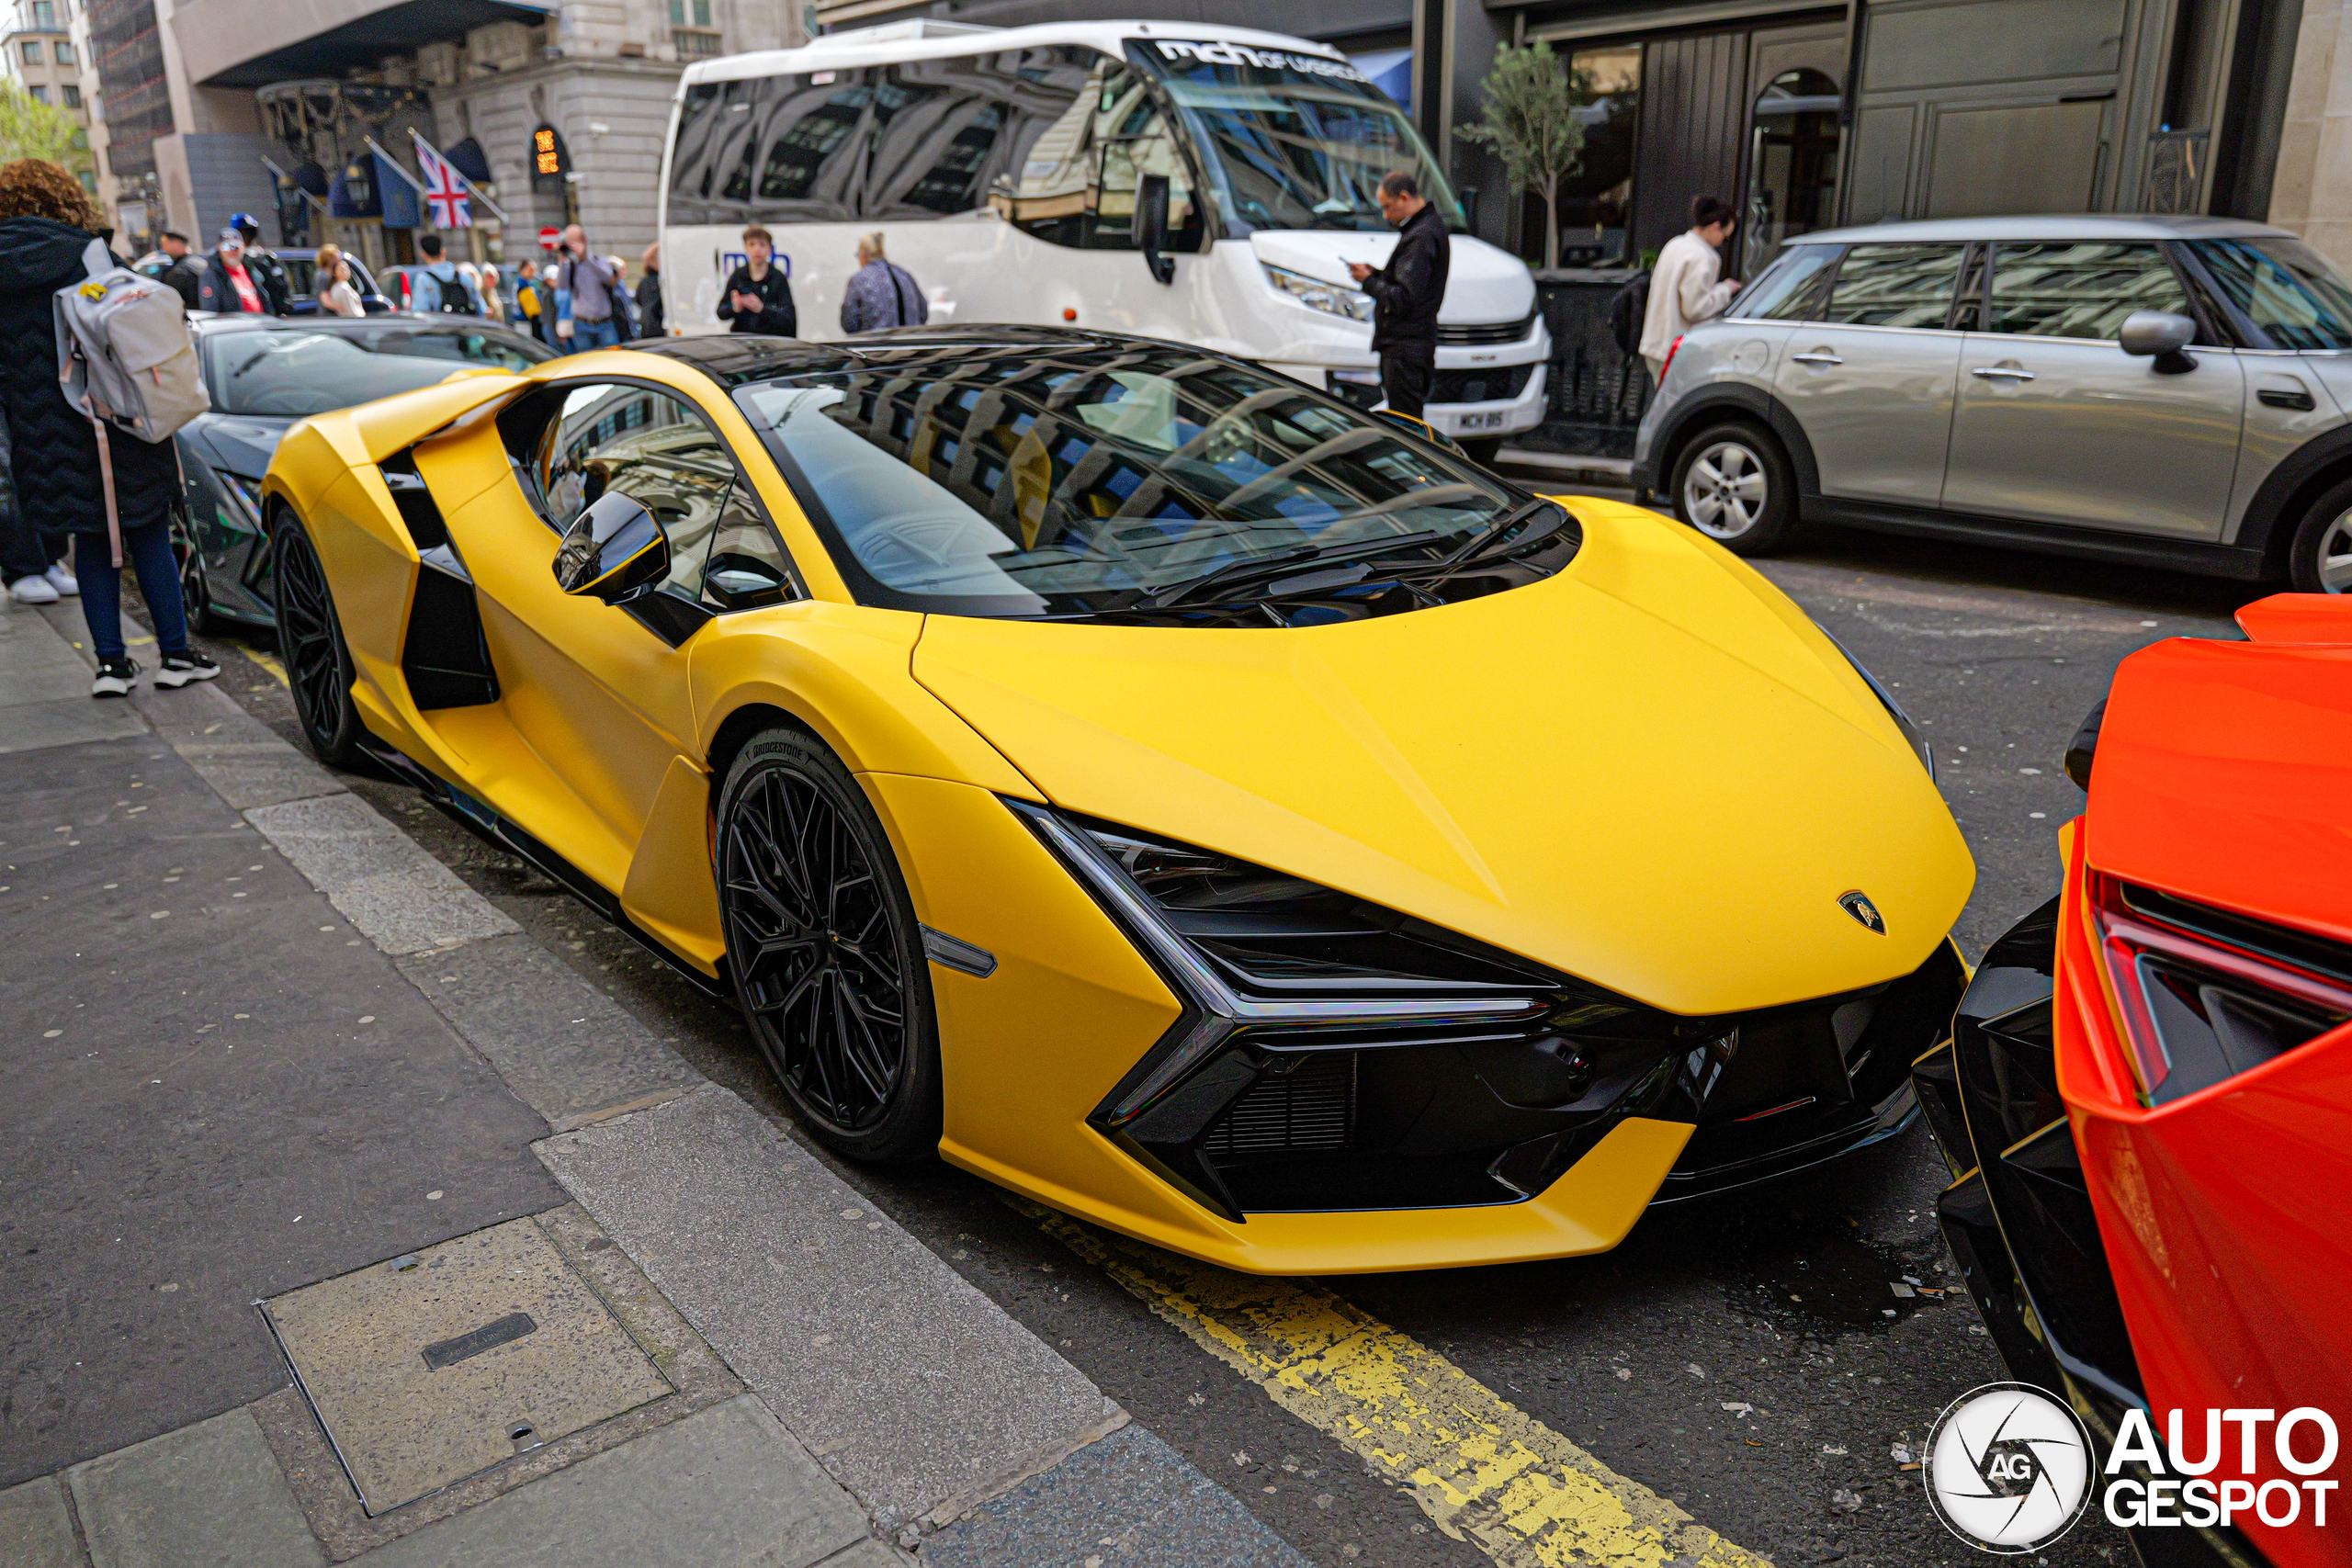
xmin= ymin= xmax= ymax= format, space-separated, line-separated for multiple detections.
xmin=910 ymin=502 xmax=1973 ymax=1015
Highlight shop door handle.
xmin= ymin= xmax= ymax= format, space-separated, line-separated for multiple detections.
xmin=1792 ymin=350 xmax=1842 ymax=366
xmin=1971 ymin=366 xmax=2035 ymax=380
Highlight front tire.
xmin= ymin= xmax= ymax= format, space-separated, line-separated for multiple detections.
xmin=1671 ymin=422 xmax=1797 ymax=555
xmin=271 ymin=511 xmax=363 ymax=767
xmin=2285 ymin=477 xmax=2352 ymax=592
xmin=716 ymin=726 xmax=942 ymax=1163
xmin=1459 ymin=435 xmax=1505 ymax=468
xmin=171 ymin=518 xmax=220 ymax=636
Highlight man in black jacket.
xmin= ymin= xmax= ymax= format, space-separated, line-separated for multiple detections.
xmin=1348 ymin=171 xmax=1450 ymax=418
xmin=153 ymin=231 xmax=200 ymax=310
xmin=718 ymin=225 xmax=797 ymax=336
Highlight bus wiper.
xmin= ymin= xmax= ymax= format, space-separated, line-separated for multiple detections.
xmin=1143 ymin=529 xmax=1447 ymax=609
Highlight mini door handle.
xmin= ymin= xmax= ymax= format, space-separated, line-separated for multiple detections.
xmin=1792 ymin=350 xmax=1842 ymax=366
xmin=1970 ymin=366 xmax=2036 ymax=380
xmin=2258 ymin=386 xmax=2317 ymax=412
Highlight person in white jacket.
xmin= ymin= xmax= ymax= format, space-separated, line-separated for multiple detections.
xmin=1639 ymin=196 xmax=1741 ymax=383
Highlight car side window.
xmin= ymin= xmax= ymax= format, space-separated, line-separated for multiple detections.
xmin=535 ymin=381 xmax=797 ymax=613
xmin=1986 ymin=243 xmax=2190 ymax=340
xmin=1741 ymin=245 xmax=1839 ymax=321
xmin=1820 ymin=243 xmax=1963 ymax=329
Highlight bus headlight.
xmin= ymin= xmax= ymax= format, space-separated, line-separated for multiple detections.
xmin=1263 ymin=265 xmax=1374 ymax=322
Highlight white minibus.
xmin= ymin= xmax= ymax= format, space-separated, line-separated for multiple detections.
xmin=658 ymin=19 xmax=1549 ymax=457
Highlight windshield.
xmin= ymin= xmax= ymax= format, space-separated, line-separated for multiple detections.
xmin=205 ymin=324 xmax=549 ymax=418
xmin=1128 ymin=41 xmax=1463 ymax=235
xmin=2189 ymin=236 xmax=2352 ymax=350
xmin=732 ymin=340 xmax=1555 ymax=621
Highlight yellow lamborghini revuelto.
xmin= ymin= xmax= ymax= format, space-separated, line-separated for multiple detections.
xmin=262 ymin=329 xmax=1973 ymax=1274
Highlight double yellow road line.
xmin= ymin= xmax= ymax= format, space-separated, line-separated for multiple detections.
xmin=1032 ymin=1209 xmax=1770 ymax=1568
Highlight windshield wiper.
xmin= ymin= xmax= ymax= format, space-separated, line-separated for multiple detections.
xmin=1421 ymin=499 xmax=1572 ymax=574
xmin=1143 ymin=529 xmax=1447 ymax=610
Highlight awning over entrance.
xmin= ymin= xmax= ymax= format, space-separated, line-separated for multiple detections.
xmin=184 ymin=0 xmax=551 ymax=90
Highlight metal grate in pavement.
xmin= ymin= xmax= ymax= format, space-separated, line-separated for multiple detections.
xmin=261 ymin=1215 xmax=673 ymax=1515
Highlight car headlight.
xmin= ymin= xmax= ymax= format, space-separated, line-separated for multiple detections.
xmin=1818 ymin=627 xmax=1934 ymax=781
xmin=1011 ymin=800 xmax=1735 ymax=1215
xmin=1262 ymin=264 xmax=1374 ymax=323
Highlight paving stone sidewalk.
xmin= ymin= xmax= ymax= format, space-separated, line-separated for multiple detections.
xmin=3 ymin=599 xmax=1309 ymax=1567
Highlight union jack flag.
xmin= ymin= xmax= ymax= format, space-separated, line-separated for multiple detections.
xmin=414 ymin=135 xmax=472 ymax=230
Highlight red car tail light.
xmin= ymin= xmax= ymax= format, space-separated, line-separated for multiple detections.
xmin=2086 ymin=872 xmax=2352 ymax=1106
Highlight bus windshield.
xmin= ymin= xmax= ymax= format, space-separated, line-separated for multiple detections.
xmin=1129 ymin=41 xmax=1464 ymax=235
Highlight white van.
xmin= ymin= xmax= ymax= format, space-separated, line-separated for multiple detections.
xmin=658 ymin=19 xmax=1549 ymax=457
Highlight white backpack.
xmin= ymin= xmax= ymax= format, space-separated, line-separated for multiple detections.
xmin=54 ymin=238 xmax=207 ymax=564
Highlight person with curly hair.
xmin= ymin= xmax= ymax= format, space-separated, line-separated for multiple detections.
xmin=0 ymin=158 xmax=215 ymax=694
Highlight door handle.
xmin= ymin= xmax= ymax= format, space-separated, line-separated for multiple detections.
xmin=1970 ymin=367 xmax=2035 ymax=380
xmin=1792 ymin=350 xmax=1842 ymax=366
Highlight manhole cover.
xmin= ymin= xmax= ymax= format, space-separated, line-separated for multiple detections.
xmin=263 ymin=1215 xmax=673 ymax=1514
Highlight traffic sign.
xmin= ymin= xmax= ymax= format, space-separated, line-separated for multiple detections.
xmin=537 ymin=226 xmax=560 ymax=249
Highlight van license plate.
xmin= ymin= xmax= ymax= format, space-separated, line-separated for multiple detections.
xmin=1458 ymin=412 xmax=1506 ymax=432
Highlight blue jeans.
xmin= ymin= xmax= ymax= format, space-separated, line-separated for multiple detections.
xmin=75 ymin=524 xmax=187 ymax=661
xmin=568 ymin=316 xmax=621 ymax=353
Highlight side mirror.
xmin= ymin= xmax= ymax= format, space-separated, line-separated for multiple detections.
xmin=553 ymin=490 xmax=668 ymax=603
xmin=2064 ymin=697 xmax=2105 ymax=791
xmin=2119 ymin=310 xmax=2198 ymax=372
xmin=1136 ymin=173 xmax=1175 ymax=287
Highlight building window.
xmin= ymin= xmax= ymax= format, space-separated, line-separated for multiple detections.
xmin=27 ymin=85 xmax=47 ymax=104
xmin=53 ymin=40 xmax=74 ymax=65
xmin=19 ymin=40 xmax=42 ymax=64
xmin=62 ymin=84 xmax=80 ymax=107
xmin=673 ymin=28 xmax=720 ymax=56
xmin=1549 ymin=45 xmax=1639 ymax=267
xmin=77 ymin=170 xmax=95 ymax=194
xmin=28 ymin=0 xmax=56 ymax=27
xmin=668 ymin=0 xmax=712 ymax=22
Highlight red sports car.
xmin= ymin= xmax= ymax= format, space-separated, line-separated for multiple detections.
xmin=1917 ymin=592 xmax=2352 ymax=1567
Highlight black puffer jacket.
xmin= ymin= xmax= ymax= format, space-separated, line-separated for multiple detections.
xmin=0 ymin=217 xmax=180 ymax=536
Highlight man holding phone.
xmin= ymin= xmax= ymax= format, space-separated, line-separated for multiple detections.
xmin=554 ymin=223 xmax=623 ymax=352
xmin=718 ymin=226 xmax=797 ymax=337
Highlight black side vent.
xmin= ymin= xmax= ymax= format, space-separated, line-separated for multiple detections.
xmin=402 ymin=571 xmax=499 ymax=709
xmin=379 ymin=451 xmax=449 ymax=552
xmin=1202 ymin=1054 xmax=1356 ymax=1156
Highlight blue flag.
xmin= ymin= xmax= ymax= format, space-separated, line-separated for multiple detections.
xmin=375 ymin=152 xmax=421 ymax=230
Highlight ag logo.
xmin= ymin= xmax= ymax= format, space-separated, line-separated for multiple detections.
xmin=1925 ymin=1382 xmax=2094 ymax=1553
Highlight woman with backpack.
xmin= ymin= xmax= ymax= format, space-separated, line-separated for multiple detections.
xmin=0 ymin=159 xmax=214 ymax=696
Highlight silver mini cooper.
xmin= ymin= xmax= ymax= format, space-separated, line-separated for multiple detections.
xmin=1631 ymin=215 xmax=2352 ymax=592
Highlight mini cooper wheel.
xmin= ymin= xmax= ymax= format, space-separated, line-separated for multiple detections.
xmin=2286 ymin=476 xmax=2352 ymax=592
xmin=716 ymin=727 xmax=942 ymax=1163
xmin=271 ymin=511 xmax=363 ymax=767
xmin=1672 ymin=422 xmax=1797 ymax=555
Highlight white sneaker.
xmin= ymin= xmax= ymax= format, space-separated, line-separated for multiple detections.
xmin=43 ymin=563 xmax=76 ymax=596
xmin=8 ymin=573 xmax=58 ymax=604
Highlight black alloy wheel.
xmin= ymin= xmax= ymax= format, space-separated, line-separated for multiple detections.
xmin=271 ymin=512 xmax=363 ymax=767
xmin=716 ymin=727 xmax=941 ymax=1162
xmin=170 ymin=517 xmax=219 ymax=635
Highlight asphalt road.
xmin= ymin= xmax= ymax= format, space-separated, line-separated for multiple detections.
xmin=167 ymin=512 xmax=2257 ymax=1568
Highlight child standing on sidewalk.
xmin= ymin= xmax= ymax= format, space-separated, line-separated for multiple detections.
xmin=0 ymin=159 xmax=215 ymax=697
